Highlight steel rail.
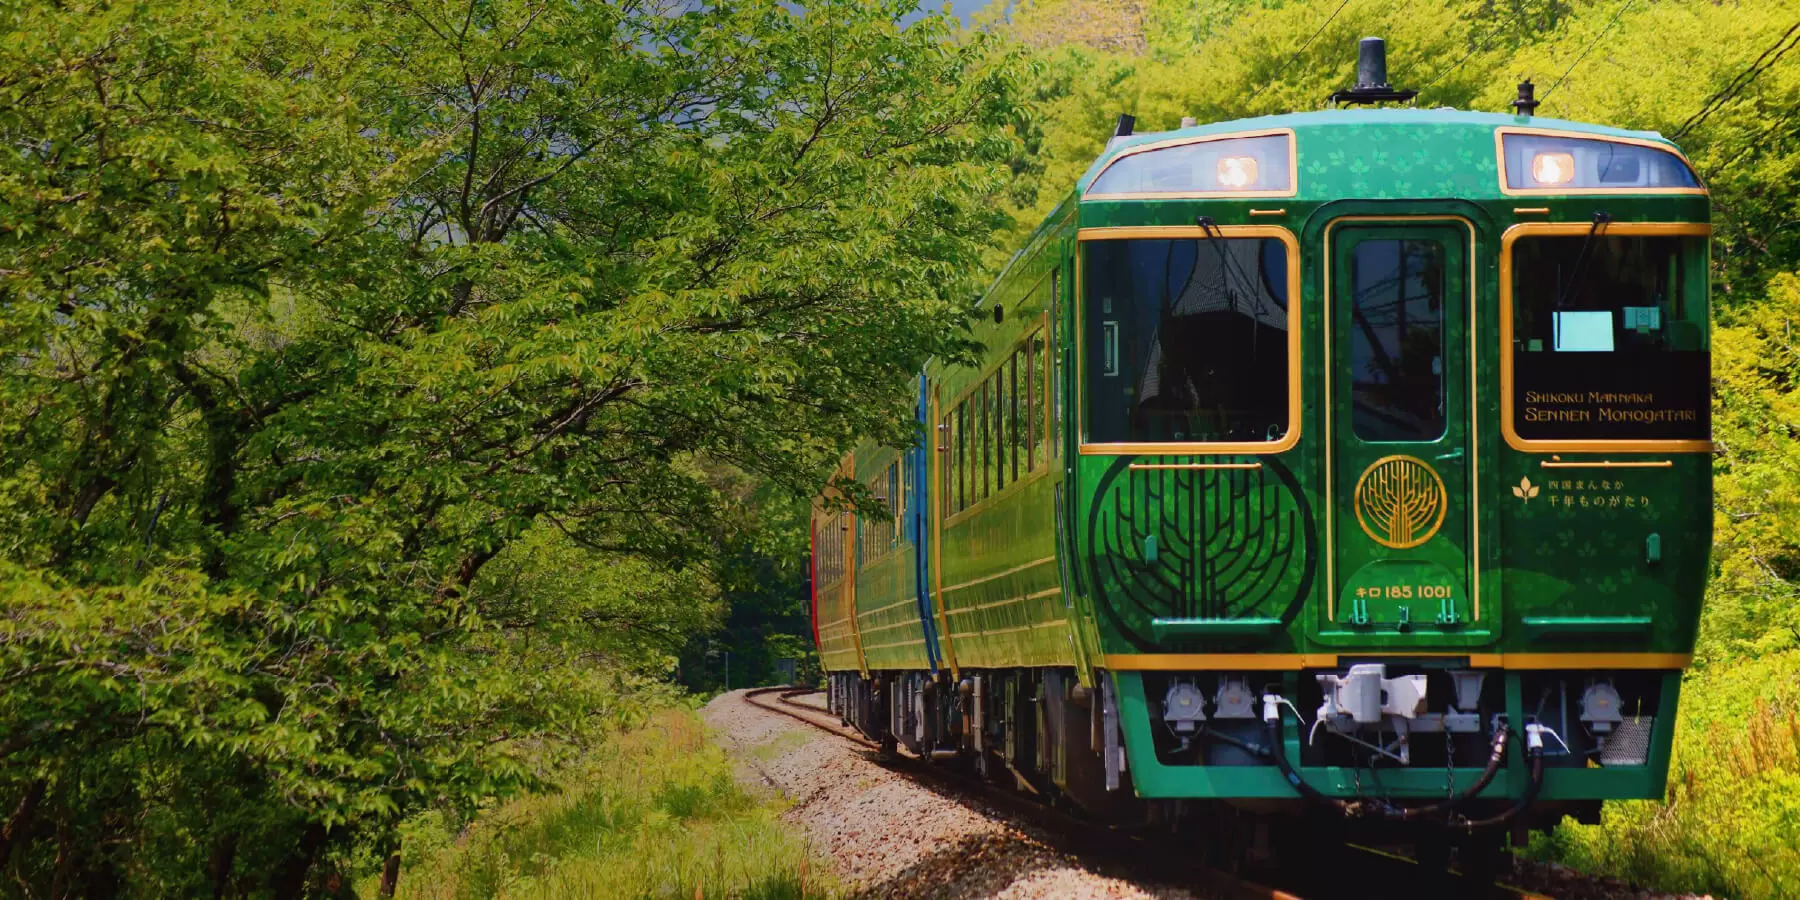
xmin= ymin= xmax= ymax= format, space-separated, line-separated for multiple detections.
xmin=739 ymin=687 xmax=1562 ymax=899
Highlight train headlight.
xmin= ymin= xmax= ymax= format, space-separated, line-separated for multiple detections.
xmin=1530 ymin=151 xmax=1576 ymax=186
xmin=1216 ymin=155 xmax=1259 ymax=189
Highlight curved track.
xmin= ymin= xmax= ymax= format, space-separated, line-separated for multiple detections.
xmin=743 ymin=686 xmax=1295 ymax=899
xmin=742 ymin=686 xmax=1567 ymax=900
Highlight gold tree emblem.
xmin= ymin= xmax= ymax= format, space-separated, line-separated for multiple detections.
xmin=1354 ymin=455 xmax=1448 ymax=549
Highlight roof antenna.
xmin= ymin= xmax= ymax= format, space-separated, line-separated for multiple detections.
xmin=1328 ymin=37 xmax=1418 ymax=106
xmin=1513 ymin=79 xmax=1539 ymax=116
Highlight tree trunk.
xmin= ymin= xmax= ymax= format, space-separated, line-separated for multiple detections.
xmin=48 ymin=821 xmax=73 ymax=900
xmin=270 ymin=822 xmax=327 ymax=900
xmin=0 ymin=779 xmax=47 ymax=867
xmin=209 ymin=834 xmax=238 ymax=899
xmin=378 ymin=848 xmax=402 ymax=898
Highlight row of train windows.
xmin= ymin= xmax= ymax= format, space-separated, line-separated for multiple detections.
xmin=815 ymin=510 xmax=849 ymax=588
xmin=857 ymin=460 xmax=904 ymax=568
xmin=942 ymin=327 xmax=1056 ymax=517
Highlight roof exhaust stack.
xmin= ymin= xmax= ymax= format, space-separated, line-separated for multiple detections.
xmin=1329 ymin=37 xmax=1418 ymax=106
xmin=1357 ymin=37 xmax=1390 ymax=90
xmin=1513 ymin=79 xmax=1539 ymax=116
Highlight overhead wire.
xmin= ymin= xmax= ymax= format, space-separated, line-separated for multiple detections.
xmin=1248 ymin=0 xmax=1355 ymax=101
xmin=1671 ymin=18 xmax=1800 ymax=141
xmin=1539 ymin=0 xmax=1636 ymax=105
xmin=1413 ymin=19 xmax=1507 ymax=93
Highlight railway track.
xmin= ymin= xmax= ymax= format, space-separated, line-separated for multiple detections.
xmin=741 ymin=686 xmax=1562 ymax=900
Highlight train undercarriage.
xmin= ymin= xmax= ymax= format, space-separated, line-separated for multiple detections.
xmin=825 ymin=663 xmax=1671 ymax=870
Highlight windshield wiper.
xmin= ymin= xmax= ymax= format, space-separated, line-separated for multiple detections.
xmin=1194 ymin=215 xmax=1262 ymax=315
xmin=1555 ymin=210 xmax=1613 ymax=310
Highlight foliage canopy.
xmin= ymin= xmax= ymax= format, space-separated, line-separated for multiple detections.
xmin=0 ymin=0 xmax=1022 ymax=893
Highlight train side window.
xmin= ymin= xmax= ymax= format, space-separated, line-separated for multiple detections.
xmin=1004 ymin=359 xmax=1015 ymax=479
xmin=950 ymin=403 xmax=964 ymax=514
xmin=950 ymin=403 xmax=964 ymax=511
xmin=1348 ymin=238 xmax=1447 ymax=442
xmin=993 ymin=366 xmax=1008 ymax=494
xmin=983 ymin=379 xmax=995 ymax=499
xmin=894 ymin=460 xmax=904 ymax=541
xmin=1010 ymin=350 xmax=1023 ymax=481
xmin=1050 ymin=270 xmax=1062 ymax=457
xmin=975 ymin=381 xmax=988 ymax=501
xmin=1025 ymin=335 xmax=1039 ymax=472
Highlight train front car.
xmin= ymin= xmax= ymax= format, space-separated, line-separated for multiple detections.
xmin=1073 ymin=96 xmax=1710 ymax=833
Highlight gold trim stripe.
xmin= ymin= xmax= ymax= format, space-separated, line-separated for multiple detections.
xmin=856 ymin=618 xmax=927 ymax=636
xmin=945 ymin=587 xmax=1063 ymax=616
xmin=860 ymin=637 xmax=929 ymax=652
xmin=858 ymin=596 xmax=921 ymax=617
xmin=1104 ymin=652 xmax=1693 ymax=670
xmin=965 ymin=619 xmax=1070 ymax=638
xmin=1127 ymin=462 xmax=1263 ymax=471
xmin=939 ymin=556 xmax=1057 ymax=595
xmin=1540 ymin=460 xmax=1674 ymax=469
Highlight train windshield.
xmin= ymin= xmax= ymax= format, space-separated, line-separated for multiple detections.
xmin=1083 ymin=237 xmax=1292 ymax=444
xmin=1509 ymin=234 xmax=1709 ymax=442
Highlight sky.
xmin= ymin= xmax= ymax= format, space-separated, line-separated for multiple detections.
xmin=903 ymin=0 xmax=998 ymax=26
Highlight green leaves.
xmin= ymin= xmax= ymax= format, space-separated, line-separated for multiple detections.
xmin=0 ymin=0 xmax=1024 ymax=892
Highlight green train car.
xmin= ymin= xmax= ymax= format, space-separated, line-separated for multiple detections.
xmin=810 ymin=42 xmax=1709 ymax=846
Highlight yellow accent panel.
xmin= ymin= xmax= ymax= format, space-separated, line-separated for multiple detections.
xmin=1105 ymin=654 xmax=1343 ymax=671
xmin=1500 ymin=653 xmax=1692 ymax=669
xmin=1540 ymin=459 xmax=1673 ymax=469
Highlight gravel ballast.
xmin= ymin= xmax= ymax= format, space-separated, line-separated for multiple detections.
xmin=703 ymin=690 xmax=1197 ymax=899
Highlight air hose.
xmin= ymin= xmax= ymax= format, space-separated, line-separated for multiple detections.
xmin=1453 ymin=724 xmax=1549 ymax=832
xmin=1260 ymin=695 xmax=1530 ymax=823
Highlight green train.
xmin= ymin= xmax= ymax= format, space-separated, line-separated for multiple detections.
xmin=809 ymin=40 xmax=1709 ymax=848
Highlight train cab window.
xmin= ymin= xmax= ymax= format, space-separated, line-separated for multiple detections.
xmin=1348 ymin=239 xmax=1448 ymax=442
xmin=1509 ymin=233 xmax=1709 ymax=441
xmin=1083 ymin=237 xmax=1291 ymax=444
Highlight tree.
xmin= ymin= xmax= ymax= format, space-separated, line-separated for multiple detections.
xmin=0 ymin=0 xmax=1023 ymax=893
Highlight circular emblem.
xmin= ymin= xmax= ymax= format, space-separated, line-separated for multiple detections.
xmin=1353 ymin=455 xmax=1447 ymax=550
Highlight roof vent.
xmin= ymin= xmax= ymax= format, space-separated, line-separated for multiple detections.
xmin=1328 ymin=37 xmax=1418 ymax=106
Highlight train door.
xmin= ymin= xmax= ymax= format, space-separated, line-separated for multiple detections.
xmin=1324 ymin=216 xmax=1480 ymax=634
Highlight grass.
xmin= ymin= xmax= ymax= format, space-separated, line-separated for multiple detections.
xmin=1528 ymin=650 xmax=1800 ymax=899
xmin=378 ymin=708 xmax=833 ymax=899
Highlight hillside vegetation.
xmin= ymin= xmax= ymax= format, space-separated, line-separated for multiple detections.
xmin=977 ymin=1 xmax=1799 ymax=895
